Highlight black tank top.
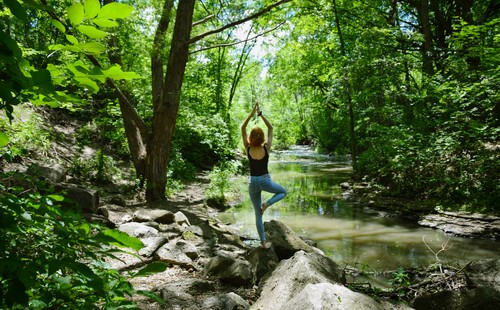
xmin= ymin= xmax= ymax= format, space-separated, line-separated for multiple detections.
xmin=247 ymin=145 xmax=269 ymax=176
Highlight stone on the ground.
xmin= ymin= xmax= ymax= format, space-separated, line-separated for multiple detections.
xmin=203 ymin=255 xmax=253 ymax=286
xmin=202 ymin=292 xmax=250 ymax=310
xmin=56 ymin=182 xmax=99 ymax=213
xmin=174 ymin=211 xmax=191 ymax=226
xmin=132 ymin=209 xmax=175 ymax=224
xmin=251 ymin=250 xmax=345 ymax=310
xmin=155 ymin=240 xmax=196 ymax=269
xmin=138 ymin=236 xmax=168 ymax=257
xmin=246 ymin=247 xmax=280 ymax=283
xmin=118 ymin=222 xmax=159 ymax=238
xmin=264 ymin=220 xmax=317 ymax=260
xmin=412 ymin=287 xmax=500 ymax=310
xmin=465 ymin=259 xmax=500 ymax=291
xmin=281 ymin=283 xmax=413 ymax=310
xmin=412 ymin=259 xmax=500 ymax=310
xmin=27 ymin=163 xmax=66 ymax=183
xmin=159 ymin=278 xmax=216 ymax=310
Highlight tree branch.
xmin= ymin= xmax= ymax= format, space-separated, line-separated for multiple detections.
xmin=193 ymin=14 xmax=215 ymax=27
xmin=187 ymin=0 xmax=291 ymax=45
xmin=190 ymin=21 xmax=285 ymax=54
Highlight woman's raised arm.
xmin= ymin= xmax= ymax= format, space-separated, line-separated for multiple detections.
xmin=241 ymin=104 xmax=258 ymax=149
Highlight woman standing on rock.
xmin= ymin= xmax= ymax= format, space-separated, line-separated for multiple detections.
xmin=241 ymin=103 xmax=287 ymax=249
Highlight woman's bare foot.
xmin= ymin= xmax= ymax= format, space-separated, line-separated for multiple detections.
xmin=260 ymin=242 xmax=270 ymax=249
xmin=261 ymin=202 xmax=269 ymax=215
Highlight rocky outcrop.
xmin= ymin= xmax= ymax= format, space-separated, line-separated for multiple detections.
xmin=281 ymin=283 xmax=412 ymax=310
xmin=419 ymin=211 xmax=500 ymax=239
xmin=250 ymin=250 xmax=412 ymax=310
xmin=264 ymin=220 xmax=318 ymax=260
xmin=412 ymin=259 xmax=500 ymax=310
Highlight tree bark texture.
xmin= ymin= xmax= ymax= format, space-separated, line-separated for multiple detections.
xmin=145 ymin=0 xmax=196 ymax=202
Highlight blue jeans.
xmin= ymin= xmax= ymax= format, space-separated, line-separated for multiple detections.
xmin=249 ymin=174 xmax=287 ymax=242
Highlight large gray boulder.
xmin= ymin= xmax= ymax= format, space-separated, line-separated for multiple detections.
xmin=246 ymin=247 xmax=280 ymax=283
xmin=203 ymin=255 xmax=253 ymax=286
xmin=160 ymin=278 xmax=216 ymax=310
xmin=412 ymin=259 xmax=500 ymax=310
xmin=251 ymin=250 xmax=345 ymax=310
xmin=56 ymin=182 xmax=99 ymax=213
xmin=282 ymin=283 xmax=413 ymax=310
xmin=264 ymin=220 xmax=317 ymax=260
xmin=412 ymin=287 xmax=500 ymax=310
xmin=465 ymin=259 xmax=500 ymax=291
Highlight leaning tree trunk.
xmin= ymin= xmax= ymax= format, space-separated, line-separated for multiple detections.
xmin=145 ymin=0 xmax=196 ymax=202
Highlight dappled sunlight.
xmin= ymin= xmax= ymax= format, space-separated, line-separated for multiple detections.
xmin=219 ymin=146 xmax=500 ymax=270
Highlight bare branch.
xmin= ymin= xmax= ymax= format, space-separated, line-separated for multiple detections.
xmin=190 ymin=21 xmax=285 ymax=54
xmin=187 ymin=0 xmax=291 ymax=45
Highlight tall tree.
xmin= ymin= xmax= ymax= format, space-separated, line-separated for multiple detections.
xmin=112 ymin=0 xmax=292 ymax=202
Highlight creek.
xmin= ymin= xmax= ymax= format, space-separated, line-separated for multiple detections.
xmin=218 ymin=145 xmax=500 ymax=272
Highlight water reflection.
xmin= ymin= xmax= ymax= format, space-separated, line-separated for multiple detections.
xmin=219 ymin=146 xmax=500 ymax=270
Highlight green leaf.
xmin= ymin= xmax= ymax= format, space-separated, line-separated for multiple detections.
xmin=0 ymin=131 xmax=10 ymax=147
xmin=95 ymin=229 xmax=144 ymax=251
xmin=92 ymin=18 xmax=119 ymax=28
xmin=77 ymin=42 xmax=105 ymax=54
xmin=84 ymin=0 xmax=100 ymax=19
xmin=78 ymin=25 xmax=107 ymax=39
xmin=31 ymin=69 xmax=54 ymax=91
xmin=98 ymin=2 xmax=133 ymax=20
xmin=51 ymin=19 xmax=66 ymax=33
xmin=132 ymin=262 xmax=168 ymax=278
xmin=75 ymin=77 xmax=99 ymax=93
xmin=102 ymin=65 xmax=141 ymax=80
xmin=5 ymin=0 xmax=28 ymax=22
xmin=66 ymin=34 xmax=79 ymax=44
xmin=67 ymin=3 xmax=85 ymax=26
xmin=136 ymin=290 xmax=166 ymax=305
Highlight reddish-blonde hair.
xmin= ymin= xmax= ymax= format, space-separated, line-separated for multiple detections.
xmin=248 ymin=127 xmax=265 ymax=147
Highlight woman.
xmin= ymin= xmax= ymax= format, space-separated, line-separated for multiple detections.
xmin=241 ymin=103 xmax=287 ymax=248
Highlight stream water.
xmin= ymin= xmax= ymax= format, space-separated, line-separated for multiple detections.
xmin=218 ymin=145 xmax=500 ymax=272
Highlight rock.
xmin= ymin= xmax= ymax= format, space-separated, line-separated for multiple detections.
xmin=412 ymin=287 xmax=500 ymax=310
xmin=138 ymin=236 xmax=168 ymax=257
xmin=159 ymin=279 xmax=216 ymax=310
xmin=82 ymin=213 xmax=115 ymax=228
xmin=174 ymin=211 xmax=191 ymax=226
xmin=107 ymin=194 xmax=127 ymax=207
xmin=155 ymin=240 xmax=196 ymax=269
xmin=118 ymin=222 xmax=159 ymax=238
xmin=264 ymin=220 xmax=316 ymax=260
xmin=246 ymin=247 xmax=280 ymax=283
xmin=202 ymin=292 xmax=250 ymax=310
xmin=27 ymin=163 xmax=66 ymax=183
xmin=176 ymin=240 xmax=199 ymax=260
xmin=55 ymin=182 xmax=99 ymax=213
xmin=203 ymin=255 xmax=253 ymax=286
xmin=132 ymin=209 xmax=175 ymax=224
xmin=281 ymin=283 xmax=412 ymax=310
xmin=418 ymin=212 xmax=500 ymax=239
xmin=251 ymin=251 xmax=345 ymax=310
xmin=465 ymin=259 xmax=500 ymax=291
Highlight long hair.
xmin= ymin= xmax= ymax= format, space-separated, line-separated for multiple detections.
xmin=248 ymin=127 xmax=265 ymax=147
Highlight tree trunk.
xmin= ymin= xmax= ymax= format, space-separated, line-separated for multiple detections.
xmin=419 ymin=0 xmax=434 ymax=75
xmin=145 ymin=0 xmax=196 ymax=203
xmin=332 ymin=0 xmax=357 ymax=173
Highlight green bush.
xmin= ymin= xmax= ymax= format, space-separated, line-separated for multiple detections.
xmin=0 ymin=174 xmax=166 ymax=309
xmin=0 ymin=106 xmax=52 ymax=161
xmin=69 ymin=149 xmax=122 ymax=184
xmin=205 ymin=160 xmax=241 ymax=203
